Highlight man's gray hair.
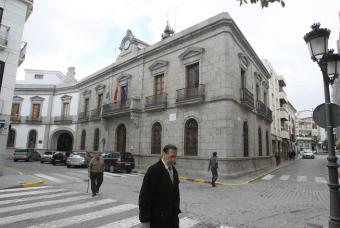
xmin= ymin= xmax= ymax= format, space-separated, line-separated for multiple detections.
xmin=163 ymin=144 xmax=177 ymax=153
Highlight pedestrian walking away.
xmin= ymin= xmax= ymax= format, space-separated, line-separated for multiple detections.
xmin=139 ymin=144 xmax=181 ymax=228
xmin=208 ymin=152 xmax=218 ymax=187
xmin=88 ymin=151 xmax=104 ymax=197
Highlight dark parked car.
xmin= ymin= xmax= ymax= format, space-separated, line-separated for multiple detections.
xmin=51 ymin=151 xmax=71 ymax=165
xmin=13 ymin=149 xmax=40 ymax=162
xmin=103 ymin=152 xmax=135 ymax=173
xmin=66 ymin=151 xmax=91 ymax=168
xmin=41 ymin=150 xmax=56 ymax=163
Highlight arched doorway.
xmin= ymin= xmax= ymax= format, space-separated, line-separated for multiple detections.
xmin=116 ymin=124 xmax=126 ymax=152
xmin=184 ymin=119 xmax=198 ymax=156
xmin=57 ymin=132 xmax=73 ymax=151
xmin=50 ymin=129 xmax=74 ymax=151
xmin=28 ymin=130 xmax=37 ymax=149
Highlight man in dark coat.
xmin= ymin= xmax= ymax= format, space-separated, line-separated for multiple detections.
xmin=139 ymin=144 xmax=181 ymax=228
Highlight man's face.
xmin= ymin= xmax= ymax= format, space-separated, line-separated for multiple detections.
xmin=163 ymin=149 xmax=177 ymax=166
xmin=95 ymin=152 xmax=100 ymax=160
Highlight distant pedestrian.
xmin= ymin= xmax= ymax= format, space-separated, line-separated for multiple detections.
xmin=139 ymin=144 xmax=181 ymax=228
xmin=88 ymin=151 xmax=104 ymax=197
xmin=208 ymin=152 xmax=218 ymax=187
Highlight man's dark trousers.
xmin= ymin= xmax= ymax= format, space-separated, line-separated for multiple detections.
xmin=90 ymin=172 xmax=103 ymax=194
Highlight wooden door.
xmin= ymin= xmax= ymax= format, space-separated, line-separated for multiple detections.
xmin=116 ymin=124 xmax=126 ymax=152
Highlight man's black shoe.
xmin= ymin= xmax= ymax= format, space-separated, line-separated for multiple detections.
xmin=92 ymin=193 xmax=96 ymax=197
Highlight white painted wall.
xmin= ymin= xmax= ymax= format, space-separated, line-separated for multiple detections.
xmin=18 ymin=95 xmax=50 ymax=116
xmin=16 ymin=70 xmax=65 ymax=85
xmin=51 ymin=92 xmax=80 ymax=116
xmin=49 ymin=125 xmax=76 ymax=134
xmin=10 ymin=124 xmax=46 ymax=149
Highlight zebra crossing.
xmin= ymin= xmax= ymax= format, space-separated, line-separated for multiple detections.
xmin=33 ymin=170 xmax=142 ymax=184
xmin=0 ymin=186 xmax=214 ymax=228
xmin=260 ymin=174 xmax=338 ymax=184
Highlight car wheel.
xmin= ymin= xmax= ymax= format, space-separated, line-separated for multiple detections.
xmin=109 ymin=165 xmax=115 ymax=173
xmin=52 ymin=162 xmax=56 ymax=166
xmin=13 ymin=159 xmax=17 ymax=162
xmin=67 ymin=165 xmax=70 ymax=168
xmin=41 ymin=161 xmax=44 ymax=164
xmin=126 ymin=169 xmax=132 ymax=174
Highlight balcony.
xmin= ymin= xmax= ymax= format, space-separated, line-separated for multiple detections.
xmin=281 ymin=127 xmax=290 ymax=139
xmin=240 ymin=88 xmax=254 ymax=110
xmin=25 ymin=116 xmax=42 ymax=124
xmin=176 ymin=85 xmax=205 ymax=106
xmin=18 ymin=42 xmax=27 ymax=66
xmin=54 ymin=116 xmax=74 ymax=125
xmin=145 ymin=93 xmax=167 ymax=112
xmin=279 ymin=89 xmax=288 ymax=104
xmin=91 ymin=108 xmax=102 ymax=120
xmin=102 ymin=98 xmax=141 ymax=118
xmin=279 ymin=107 xmax=289 ymax=121
xmin=256 ymin=101 xmax=266 ymax=118
xmin=10 ymin=115 xmax=21 ymax=123
xmin=265 ymin=106 xmax=273 ymax=122
xmin=0 ymin=24 xmax=10 ymax=49
xmin=78 ymin=111 xmax=90 ymax=122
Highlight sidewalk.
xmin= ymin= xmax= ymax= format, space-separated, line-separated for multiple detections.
xmin=135 ymin=158 xmax=300 ymax=186
xmin=0 ymin=165 xmax=44 ymax=189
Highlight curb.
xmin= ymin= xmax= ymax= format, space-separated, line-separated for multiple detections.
xmin=21 ymin=180 xmax=44 ymax=188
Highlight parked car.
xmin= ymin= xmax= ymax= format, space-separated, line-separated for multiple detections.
xmin=13 ymin=149 xmax=40 ymax=162
xmin=302 ymin=150 xmax=315 ymax=159
xmin=103 ymin=151 xmax=135 ymax=173
xmin=66 ymin=151 xmax=91 ymax=168
xmin=41 ymin=150 xmax=56 ymax=163
xmin=51 ymin=151 xmax=71 ymax=165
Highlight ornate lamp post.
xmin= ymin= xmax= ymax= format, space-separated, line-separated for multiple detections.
xmin=304 ymin=23 xmax=340 ymax=228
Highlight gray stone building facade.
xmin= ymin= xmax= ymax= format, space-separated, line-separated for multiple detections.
xmin=75 ymin=13 xmax=273 ymax=177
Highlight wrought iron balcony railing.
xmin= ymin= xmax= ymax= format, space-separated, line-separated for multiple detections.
xmin=240 ymin=88 xmax=254 ymax=110
xmin=0 ymin=24 xmax=10 ymax=48
xmin=256 ymin=101 xmax=266 ymax=117
xmin=145 ymin=93 xmax=167 ymax=111
xmin=10 ymin=115 xmax=21 ymax=123
xmin=54 ymin=116 xmax=74 ymax=124
xmin=25 ymin=116 xmax=42 ymax=124
xmin=78 ymin=111 xmax=90 ymax=121
xmin=91 ymin=108 xmax=102 ymax=119
xmin=176 ymin=85 xmax=205 ymax=105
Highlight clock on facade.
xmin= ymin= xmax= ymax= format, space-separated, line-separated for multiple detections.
xmin=124 ymin=39 xmax=130 ymax=50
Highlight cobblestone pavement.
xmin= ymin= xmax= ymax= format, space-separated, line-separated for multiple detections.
xmin=3 ymin=154 xmax=336 ymax=227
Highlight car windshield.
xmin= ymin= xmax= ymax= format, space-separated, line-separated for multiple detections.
xmin=71 ymin=152 xmax=86 ymax=157
xmin=121 ymin=153 xmax=133 ymax=159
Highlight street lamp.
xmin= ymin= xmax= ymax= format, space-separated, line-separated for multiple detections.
xmin=304 ymin=23 xmax=340 ymax=228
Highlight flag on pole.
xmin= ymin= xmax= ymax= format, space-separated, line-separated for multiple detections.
xmin=113 ymin=79 xmax=119 ymax=102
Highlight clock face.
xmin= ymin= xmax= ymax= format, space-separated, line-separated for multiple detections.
xmin=124 ymin=40 xmax=130 ymax=50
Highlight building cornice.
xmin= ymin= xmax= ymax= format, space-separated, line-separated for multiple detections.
xmin=77 ymin=12 xmax=270 ymax=87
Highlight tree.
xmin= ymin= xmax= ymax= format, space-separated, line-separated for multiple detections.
xmin=238 ymin=0 xmax=285 ymax=8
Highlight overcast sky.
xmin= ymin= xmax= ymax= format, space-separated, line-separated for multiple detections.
xmin=18 ymin=0 xmax=340 ymax=111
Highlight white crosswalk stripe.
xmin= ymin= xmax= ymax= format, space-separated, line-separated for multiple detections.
xmin=34 ymin=173 xmax=66 ymax=183
xmin=0 ymin=188 xmax=66 ymax=199
xmin=0 ymin=191 xmax=78 ymax=206
xmin=0 ymin=186 xmax=209 ymax=227
xmin=0 ymin=186 xmax=50 ymax=193
xmin=180 ymin=217 xmax=200 ymax=227
xmin=279 ymin=175 xmax=290 ymax=181
xmin=262 ymin=174 xmax=275 ymax=180
xmin=0 ymin=198 xmax=116 ymax=225
xmin=315 ymin=177 xmax=327 ymax=183
xmin=97 ymin=216 xmax=140 ymax=228
xmin=0 ymin=195 xmax=89 ymax=214
xmin=297 ymin=176 xmax=307 ymax=182
xmin=28 ymin=204 xmax=138 ymax=228
xmin=52 ymin=173 xmax=84 ymax=182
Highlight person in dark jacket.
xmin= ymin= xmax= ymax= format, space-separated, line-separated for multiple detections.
xmin=139 ymin=144 xmax=181 ymax=228
xmin=208 ymin=152 xmax=218 ymax=187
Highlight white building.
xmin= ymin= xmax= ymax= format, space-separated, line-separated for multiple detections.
xmin=7 ymin=67 xmax=79 ymax=152
xmin=263 ymin=59 xmax=297 ymax=161
xmin=0 ymin=0 xmax=33 ymax=175
xmin=296 ymin=110 xmax=319 ymax=152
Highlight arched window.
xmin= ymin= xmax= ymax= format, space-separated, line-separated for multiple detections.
xmin=93 ymin=128 xmax=100 ymax=151
xmin=116 ymin=124 xmax=126 ymax=152
xmin=184 ymin=119 xmax=198 ymax=156
xmin=7 ymin=129 xmax=16 ymax=148
xmin=243 ymin=122 xmax=249 ymax=157
xmin=151 ymin=122 xmax=162 ymax=154
xmin=266 ymin=131 xmax=269 ymax=156
xmin=258 ymin=128 xmax=262 ymax=156
xmin=80 ymin=130 xmax=86 ymax=150
xmin=28 ymin=130 xmax=37 ymax=149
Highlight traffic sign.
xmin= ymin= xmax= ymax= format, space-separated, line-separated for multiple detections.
xmin=313 ymin=103 xmax=340 ymax=128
